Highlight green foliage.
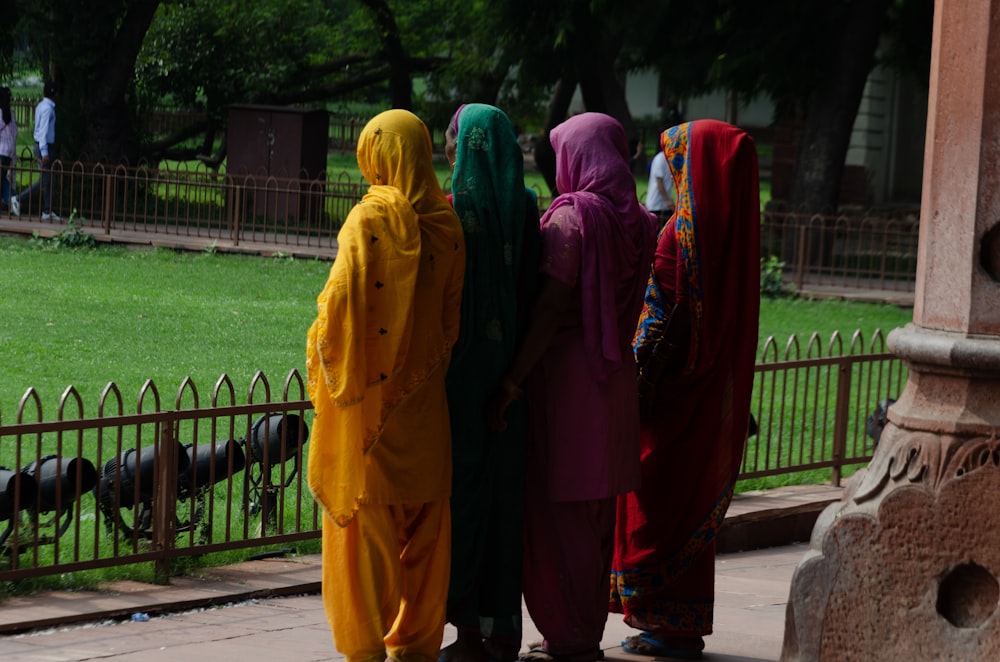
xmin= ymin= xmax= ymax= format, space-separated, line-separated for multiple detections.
xmin=419 ymin=0 xmax=548 ymax=130
xmin=27 ymin=214 xmax=97 ymax=250
xmin=760 ymin=255 xmax=791 ymax=299
xmin=135 ymin=0 xmax=337 ymax=118
xmin=619 ymin=1 xmax=906 ymax=105
xmin=7 ymin=0 xmax=934 ymax=165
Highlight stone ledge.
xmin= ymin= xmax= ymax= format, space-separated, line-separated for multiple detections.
xmin=719 ymin=485 xmax=843 ymax=554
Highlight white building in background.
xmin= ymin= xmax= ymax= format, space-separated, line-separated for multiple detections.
xmin=610 ymin=66 xmax=927 ymax=207
xmin=845 ymin=65 xmax=926 ymax=207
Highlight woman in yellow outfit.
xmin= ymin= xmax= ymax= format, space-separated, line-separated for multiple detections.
xmin=307 ymin=109 xmax=466 ymax=662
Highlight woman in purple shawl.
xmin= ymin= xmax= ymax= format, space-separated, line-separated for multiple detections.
xmin=490 ymin=113 xmax=657 ymax=662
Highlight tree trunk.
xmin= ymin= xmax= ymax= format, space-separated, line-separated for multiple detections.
xmin=535 ymin=4 xmax=638 ymax=196
xmin=50 ymin=1 xmax=160 ymax=163
xmin=535 ymin=75 xmax=577 ymax=196
xmin=790 ymin=0 xmax=891 ymax=214
xmin=577 ymin=55 xmax=637 ymax=140
xmin=468 ymin=51 xmax=518 ymax=107
xmin=572 ymin=8 xmax=637 ymax=160
xmin=359 ymin=0 xmax=412 ymax=110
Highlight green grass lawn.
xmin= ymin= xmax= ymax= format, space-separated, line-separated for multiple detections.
xmin=0 ymin=236 xmax=911 ymax=414
xmin=0 ymin=238 xmax=331 ymax=594
xmin=759 ymin=296 xmax=912 ymax=352
xmin=0 ymin=238 xmax=332 ymax=414
xmin=739 ymin=296 xmax=912 ymax=493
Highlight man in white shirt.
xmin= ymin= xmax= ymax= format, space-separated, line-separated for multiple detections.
xmin=645 ymin=149 xmax=675 ymax=227
xmin=18 ymin=81 xmax=60 ymax=221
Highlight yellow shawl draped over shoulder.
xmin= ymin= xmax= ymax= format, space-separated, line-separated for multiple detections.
xmin=306 ymin=109 xmax=460 ymax=527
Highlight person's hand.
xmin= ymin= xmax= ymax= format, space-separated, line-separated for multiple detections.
xmin=487 ymin=377 xmax=522 ymax=431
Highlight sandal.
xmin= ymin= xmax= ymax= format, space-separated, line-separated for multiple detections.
xmin=517 ymin=645 xmax=603 ymax=662
xmin=621 ymin=633 xmax=704 ymax=660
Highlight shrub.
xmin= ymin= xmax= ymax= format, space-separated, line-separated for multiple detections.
xmin=761 ymin=255 xmax=791 ymax=299
xmin=28 ymin=212 xmax=96 ymax=250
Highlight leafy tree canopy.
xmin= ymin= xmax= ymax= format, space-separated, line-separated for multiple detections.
xmin=136 ymin=0 xmax=339 ymax=114
xmin=0 ymin=0 xmax=933 ymax=211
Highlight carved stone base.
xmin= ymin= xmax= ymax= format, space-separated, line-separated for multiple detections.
xmin=782 ymin=423 xmax=1000 ymax=660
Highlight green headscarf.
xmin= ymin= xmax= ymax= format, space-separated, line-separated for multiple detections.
xmin=449 ymin=103 xmax=530 ymax=366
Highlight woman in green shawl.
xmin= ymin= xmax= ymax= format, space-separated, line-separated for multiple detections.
xmin=440 ymin=103 xmax=540 ymax=662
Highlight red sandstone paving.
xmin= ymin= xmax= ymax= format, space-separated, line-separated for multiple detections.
xmin=5 ymin=549 xmax=799 ymax=662
xmin=1 ymin=488 xmax=831 ymax=661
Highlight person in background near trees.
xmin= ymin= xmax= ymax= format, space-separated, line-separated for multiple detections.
xmin=610 ymin=120 xmax=761 ymax=661
xmin=306 ymin=108 xmax=466 ymax=662
xmin=0 ymin=86 xmax=18 ymax=217
xmin=644 ymin=147 xmax=674 ymax=226
xmin=489 ymin=112 xmax=657 ymax=662
xmin=629 ymin=137 xmax=644 ymax=176
xmin=439 ymin=103 xmax=540 ymax=662
xmin=18 ymin=80 xmax=59 ymax=221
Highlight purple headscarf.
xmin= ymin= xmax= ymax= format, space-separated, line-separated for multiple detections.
xmin=449 ymin=104 xmax=467 ymax=135
xmin=543 ymin=112 xmax=657 ymax=381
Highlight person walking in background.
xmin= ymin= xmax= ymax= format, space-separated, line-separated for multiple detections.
xmin=0 ymin=86 xmax=18 ymax=217
xmin=439 ymin=103 xmax=540 ymax=662
xmin=610 ymin=120 xmax=761 ymax=661
xmin=18 ymin=80 xmax=59 ymax=221
xmin=489 ymin=112 xmax=657 ymax=662
xmin=306 ymin=109 xmax=465 ymax=662
xmin=644 ymin=148 xmax=674 ymax=226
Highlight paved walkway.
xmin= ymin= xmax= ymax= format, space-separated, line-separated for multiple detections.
xmin=0 ymin=485 xmax=843 ymax=661
xmin=0 ymin=545 xmax=807 ymax=662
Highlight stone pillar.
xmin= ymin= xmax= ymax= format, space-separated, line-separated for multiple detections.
xmin=782 ymin=1 xmax=1000 ymax=659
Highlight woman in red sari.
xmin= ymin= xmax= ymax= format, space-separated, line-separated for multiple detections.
xmin=610 ymin=120 xmax=760 ymax=660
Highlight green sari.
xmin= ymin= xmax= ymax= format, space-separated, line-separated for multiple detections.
xmin=445 ymin=103 xmax=539 ymax=648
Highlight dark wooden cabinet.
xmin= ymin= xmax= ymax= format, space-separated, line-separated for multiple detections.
xmin=227 ymin=105 xmax=330 ymax=223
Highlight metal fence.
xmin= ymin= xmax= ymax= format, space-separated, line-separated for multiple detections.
xmin=0 ymin=372 xmax=318 ymax=583
xmin=5 ymin=98 xmax=922 ymax=286
xmin=761 ymin=207 xmax=920 ymax=294
xmin=3 ymin=155 xmax=923 ymax=287
xmin=4 ymin=156 xmax=362 ymax=257
xmin=0 ymin=331 xmax=906 ymax=583
xmin=746 ymin=329 xmax=906 ymax=487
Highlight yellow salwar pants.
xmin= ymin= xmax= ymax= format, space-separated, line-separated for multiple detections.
xmin=322 ymin=499 xmax=451 ymax=662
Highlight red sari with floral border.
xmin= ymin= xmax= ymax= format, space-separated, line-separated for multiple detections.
xmin=610 ymin=119 xmax=761 ymax=638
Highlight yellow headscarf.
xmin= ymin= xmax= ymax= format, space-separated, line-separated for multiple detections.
xmin=306 ymin=109 xmax=457 ymax=526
